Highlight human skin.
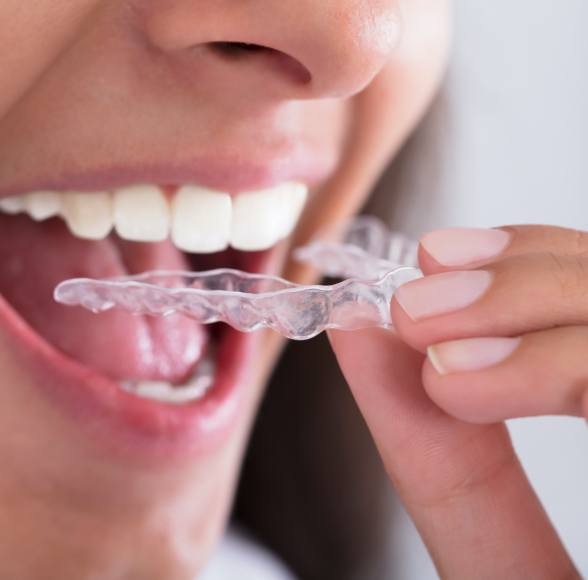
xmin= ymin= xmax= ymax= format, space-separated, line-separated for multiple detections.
xmin=330 ymin=226 xmax=587 ymax=578
xmin=0 ymin=1 xmax=449 ymax=579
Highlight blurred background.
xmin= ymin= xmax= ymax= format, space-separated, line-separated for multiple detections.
xmin=228 ymin=1 xmax=588 ymax=578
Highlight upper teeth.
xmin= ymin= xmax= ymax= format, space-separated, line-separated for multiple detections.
xmin=0 ymin=182 xmax=308 ymax=253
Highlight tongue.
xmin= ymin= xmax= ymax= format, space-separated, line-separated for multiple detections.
xmin=0 ymin=215 xmax=207 ymax=383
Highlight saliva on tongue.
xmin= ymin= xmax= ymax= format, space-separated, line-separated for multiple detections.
xmin=0 ymin=215 xmax=207 ymax=385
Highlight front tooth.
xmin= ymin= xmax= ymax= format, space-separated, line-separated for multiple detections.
xmin=114 ymin=185 xmax=170 ymax=242
xmin=0 ymin=196 xmax=26 ymax=215
xmin=25 ymin=191 xmax=62 ymax=221
xmin=172 ymin=186 xmax=232 ymax=253
xmin=276 ymin=183 xmax=308 ymax=238
xmin=62 ymin=192 xmax=113 ymax=240
xmin=230 ymin=182 xmax=308 ymax=251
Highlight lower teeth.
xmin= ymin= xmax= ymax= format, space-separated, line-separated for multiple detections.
xmin=119 ymin=350 xmax=216 ymax=405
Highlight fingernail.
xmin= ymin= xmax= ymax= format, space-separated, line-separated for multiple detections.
xmin=428 ymin=337 xmax=521 ymax=375
xmin=395 ymin=270 xmax=492 ymax=320
xmin=421 ymin=228 xmax=511 ymax=266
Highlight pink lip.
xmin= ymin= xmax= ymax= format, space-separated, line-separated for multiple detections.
xmin=0 ymin=152 xmax=316 ymax=463
xmin=0 ymin=291 xmax=261 ymax=465
xmin=0 ymin=151 xmax=335 ymax=198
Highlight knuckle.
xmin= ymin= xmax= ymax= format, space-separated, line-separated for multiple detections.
xmin=570 ymin=327 xmax=588 ymax=411
xmin=571 ymin=228 xmax=588 ymax=257
xmin=404 ymin=427 xmax=519 ymax=509
xmin=506 ymin=225 xmax=588 ymax=257
xmin=432 ymin=452 xmax=517 ymax=508
xmin=550 ymin=327 xmax=588 ymax=415
xmin=545 ymin=253 xmax=588 ymax=303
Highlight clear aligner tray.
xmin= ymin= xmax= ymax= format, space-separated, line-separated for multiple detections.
xmin=54 ymin=217 xmax=422 ymax=340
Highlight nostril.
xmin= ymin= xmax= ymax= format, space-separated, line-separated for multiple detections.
xmin=211 ymin=41 xmax=269 ymax=56
xmin=208 ymin=41 xmax=312 ymax=86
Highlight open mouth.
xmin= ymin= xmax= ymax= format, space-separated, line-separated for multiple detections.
xmin=0 ymin=181 xmax=308 ymax=456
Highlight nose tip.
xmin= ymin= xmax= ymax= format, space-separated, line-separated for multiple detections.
xmin=141 ymin=1 xmax=401 ymax=100
xmin=289 ymin=4 xmax=402 ymax=98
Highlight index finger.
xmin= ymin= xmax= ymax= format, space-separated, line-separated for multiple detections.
xmin=418 ymin=225 xmax=588 ymax=274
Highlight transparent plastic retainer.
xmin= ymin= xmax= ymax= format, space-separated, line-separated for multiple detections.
xmin=54 ymin=217 xmax=422 ymax=341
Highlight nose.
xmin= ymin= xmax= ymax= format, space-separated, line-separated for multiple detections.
xmin=140 ymin=0 xmax=401 ymax=100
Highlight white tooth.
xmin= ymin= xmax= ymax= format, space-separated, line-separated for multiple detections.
xmin=25 ymin=191 xmax=62 ymax=221
xmin=121 ymin=377 xmax=212 ymax=404
xmin=230 ymin=182 xmax=308 ymax=251
xmin=172 ymin=186 xmax=232 ymax=253
xmin=120 ymin=353 xmax=215 ymax=404
xmin=0 ymin=196 xmax=26 ymax=215
xmin=276 ymin=182 xmax=308 ymax=238
xmin=114 ymin=185 xmax=170 ymax=242
xmin=62 ymin=192 xmax=113 ymax=240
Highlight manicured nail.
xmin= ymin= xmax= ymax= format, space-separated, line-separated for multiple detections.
xmin=395 ymin=270 xmax=492 ymax=321
xmin=421 ymin=228 xmax=511 ymax=266
xmin=428 ymin=337 xmax=521 ymax=375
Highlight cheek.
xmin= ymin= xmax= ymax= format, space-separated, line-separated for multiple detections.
xmin=0 ymin=327 xmax=89 ymax=480
xmin=377 ymin=0 xmax=451 ymax=139
xmin=0 ymin=1 xmax=98 ymax=115
xmin=287 ymin=1 xmax=450 ymax=273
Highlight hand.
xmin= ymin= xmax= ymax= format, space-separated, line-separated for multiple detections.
xmin=329 ymin=225 xmax=586 ymax=579
xmin=395 ymin=224 xmax=588 ymax=422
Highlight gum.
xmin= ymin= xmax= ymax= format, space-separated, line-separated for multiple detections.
xmin=54 ymin=217 xmax=422 ymax=340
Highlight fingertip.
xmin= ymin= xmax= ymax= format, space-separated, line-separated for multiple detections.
xmin=328 ymin=327 xmax=400 ymax=373
xmin=328 ymin=327 xmax=393 ymax=352
xmin=417 ymin=243 xmax=447 ymax=274
xmin=419 ymin=227 xmax=512 ymax=272
xmin=427 ymin=345 xmax=448 ymax=375
xmin=390 ymin=297 xmax=433 ymax=353
xmin=421 ymin=358 xmax=500 ymax=424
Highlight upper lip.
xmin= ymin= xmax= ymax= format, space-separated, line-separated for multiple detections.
xmin=0 ymin=151 xmax=334 ymax=199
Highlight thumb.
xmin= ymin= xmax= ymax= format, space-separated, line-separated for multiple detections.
xmin=328 ymin=328 xmax=576 ymax=580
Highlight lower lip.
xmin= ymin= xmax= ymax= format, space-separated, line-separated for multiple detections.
xmin=0 ymin=294 xmax=260 ymax=464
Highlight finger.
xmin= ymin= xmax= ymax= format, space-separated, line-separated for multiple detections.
xmin=392 ymin=252 xmax=588 ymax=352
xmin=423 ymin=327 xmax=588 ymax=423
xmin=328 ymin=328 xmax=577 ymax=579
xmin=418 ymin=224 xmax=588 ymax=274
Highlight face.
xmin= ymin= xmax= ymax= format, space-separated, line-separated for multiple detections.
xmin=0 ymin=1 xmax=450 ymax=578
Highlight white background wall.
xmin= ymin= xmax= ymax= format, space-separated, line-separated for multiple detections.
xmin=386 ymin=1 xmax=588 ymax=577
